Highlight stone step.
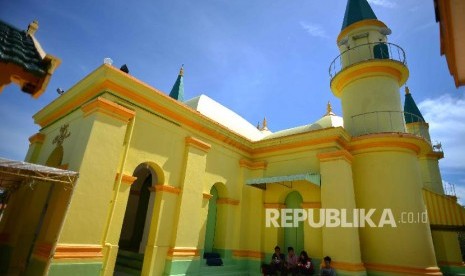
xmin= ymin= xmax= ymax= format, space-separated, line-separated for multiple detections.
xmin=117 ymin=249 xmax=144 ymax=261
xmin=115 ymin=256 xmax=143 ymax=270
xmin=114 ymin=264 xmax=141 ymax=276
xmin=114 ymin=250 xmax=144 ymax=274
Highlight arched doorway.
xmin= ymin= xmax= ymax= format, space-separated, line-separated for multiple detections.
xmin=284 ymin=191 xmax=304 ymax=254
xmin=119 ymin=166 xmax=156 ymax=253
xmin=204 ymin=186 xmax=218 ymax=253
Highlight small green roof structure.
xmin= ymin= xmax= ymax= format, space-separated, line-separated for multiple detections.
xmin=169 ymin=65 xmax=184 ymax=101
xmin=0 ymin=20 xmax=60 ymax=98
xmin=341 ymin=0 xmax=378 ymax=30
xmin=403 ymin=87 xmax=425 ymax=124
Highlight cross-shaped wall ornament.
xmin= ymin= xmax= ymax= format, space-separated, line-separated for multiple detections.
xmin=52 ymin=123 xmax=71 ymax=147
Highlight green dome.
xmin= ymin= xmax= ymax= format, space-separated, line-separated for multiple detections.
xmin=341 ymin=0 xmax=378 ymax=31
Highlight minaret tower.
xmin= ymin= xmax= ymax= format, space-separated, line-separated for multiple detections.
xmin=404 ymin=88 xmax=465 ymax=273
xmin=329 ymin=0 xmax=442 ymax=274
xmin=330 ymin=0 xmax=409 ymax=136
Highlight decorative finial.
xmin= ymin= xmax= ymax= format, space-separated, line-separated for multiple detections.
xmin=260 ymin=117 xmax=269 ymax=131
xmin=405 ymin=86 xmax=410 ymax=95
xmin=326 ymin=101 xmax=333 ymax=115
xmin=179 ymin=64 xmax=184 ymax=76
xmin=27 ymin=20 xmax=39 ymax=36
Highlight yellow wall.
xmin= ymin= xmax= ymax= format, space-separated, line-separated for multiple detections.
xmin=11 ymin=64 xmax=462 ymax=276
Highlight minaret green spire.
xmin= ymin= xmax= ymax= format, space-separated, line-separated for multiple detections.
xmin=169 ymin=65 xmax=184 ymax=101
xmin=403 ymin=87 xmax=425 ymax=123
xmin=341 ymin=0 xmax=378 ymax=30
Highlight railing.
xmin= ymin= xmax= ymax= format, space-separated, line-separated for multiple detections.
xmin=444 ymin=181 xmax=457 ymax=197
xmin=329 ymin=42 xmax=407 ymax=80
xmin=351 ymin=111 xmax=430 ymax=142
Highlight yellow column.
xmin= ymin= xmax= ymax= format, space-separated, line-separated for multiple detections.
xmin=215 ymin=198 xmax=240 ymax=263
xmin=419 ymin=154 xmax=445 ymax=194
xmin=351 ymin=137 xmax=440 ymax=275
xmin=101 ymin=174 xmax=136 ymax=276
xmin=432 ymin=231 xmax=465 ymax=273
xmin=49 ymin=97 xmax=134 ymax=274
xmin=163 ymin=136 xmax=211 ymax=275
xmin=142 ymin=184 xmax=181 ymax=276
xmin=1 ymin=182 xmax=52 ymax=274
xmin=262 ymin=203 xmax=285 ymax=261
xmin=25 ymin=133 xmax=45 ymax=163
xmin=419 ymin=153 xmax=464 ymax=273
xmin=318 ymin=150 xmax=366 ymax=276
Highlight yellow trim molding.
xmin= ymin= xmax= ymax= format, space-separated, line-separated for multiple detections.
xmin=81 ymin=96 xmax=135 ymax=122
xmin=203 ymin=193 xmax=213 ymax=199
xmin=350 ymin=141 xmax=420 ymax=155
xmin=254 ymin=135 xmax=348 ymax=155
xmin=337 ymin=19 xmax=387 ymax=43
xmin=217 ymin=198 xmax=240 ymax=206
xmin=185 ymin=136 xmax=211 ymax=152
xmin=115 ymin=173 xmax=137 ymax=184
xmin=154 ymin=184 xmax=181 ymax=195
xmin=438 ymin=261 xmax=465 ymax=267
xmin=167 ymin=247 xmax=199 ymax=257
xmin=300 ymin=202 xmax=322 ymax=209
xmin=239 ymin=159 xmax=267 ymax=170
xmin=406 ymin=121 xmax=429 ymax=128
xmin=331 ymin=61 xmax=409 ymax=97
xmin=331 ymin=261 xmax=366 ymax=272
xmin=53 ymin=244 xmax=103 ymax=259
xmin=349 ymin=134 xmax=425 ymax=156
xmin=58 ymin=163 xmax=69 ymax=170
xmin=364 ymin=263 xmax=442 ymax=275
xmin=424 ymin=152 xmax=445 ymax=160
xmin=232 ymin=250 xmax=264 ymax=259
xmin=317 ymin=150 xmax=353 ymax=164
xmin=33 ymin=242 xmax=53 ymax=260
xmin=28 ymin=133 xmax=45 ymax=144
xmin=264 ymin=203 xmax=286 ymax=209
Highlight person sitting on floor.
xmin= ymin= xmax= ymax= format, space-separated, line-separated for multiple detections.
xmin=320 ymin=256 xmax=336 ymax=276
xmin=262 ymin=246 xmax=285 ymax=276
xmin=297 ymin=250 xmax=314 ymax=275
xmin=284 ymin=247 xmax=299 ymax=275
xmin=270 ymin=245 xmax=285 ymax=274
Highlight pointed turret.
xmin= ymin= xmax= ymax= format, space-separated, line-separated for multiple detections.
xmin=260 ymin=117 xmax=269 ymax=131
xmin=341 ymin=0 xmax=377 ymax=30
xmin=403 ymin=87 xmax=425 ymax=123
xmin=325 ymin=101 xmax=335 ymax=116
xmin=259 ymin=117 xmax=272 ymax=135
xmin=330 ymin=0 xmax=408 ymax=136
xmin=169 ymin=65 xmax=184 ymax=101
xmin=403 ymin=87 xmax=431 ymax=142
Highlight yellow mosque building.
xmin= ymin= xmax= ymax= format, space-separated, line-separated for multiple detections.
xmin=1 ymin=0 xmax=465 ymax=275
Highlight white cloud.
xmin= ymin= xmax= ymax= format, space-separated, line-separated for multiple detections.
xmin=367 ymin=0 xmax=397 ymax=8
xmin=418 ymin=94 xmax=465 ymax=170
xmin=299 ymin=21 xmax=328 ymax=38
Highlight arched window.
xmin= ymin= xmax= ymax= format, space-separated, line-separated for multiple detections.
xmin=284 ymin=191 xmax=304 ymax=254
xmin=204 ymin=186 xmax=218 ymax=253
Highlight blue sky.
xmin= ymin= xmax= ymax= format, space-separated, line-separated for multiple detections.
xmin=1 ymin=0 xmax=464 ymax=199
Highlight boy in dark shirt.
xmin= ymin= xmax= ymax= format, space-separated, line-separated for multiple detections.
xmin=270 ymin=246 xmax=285 ymax=274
